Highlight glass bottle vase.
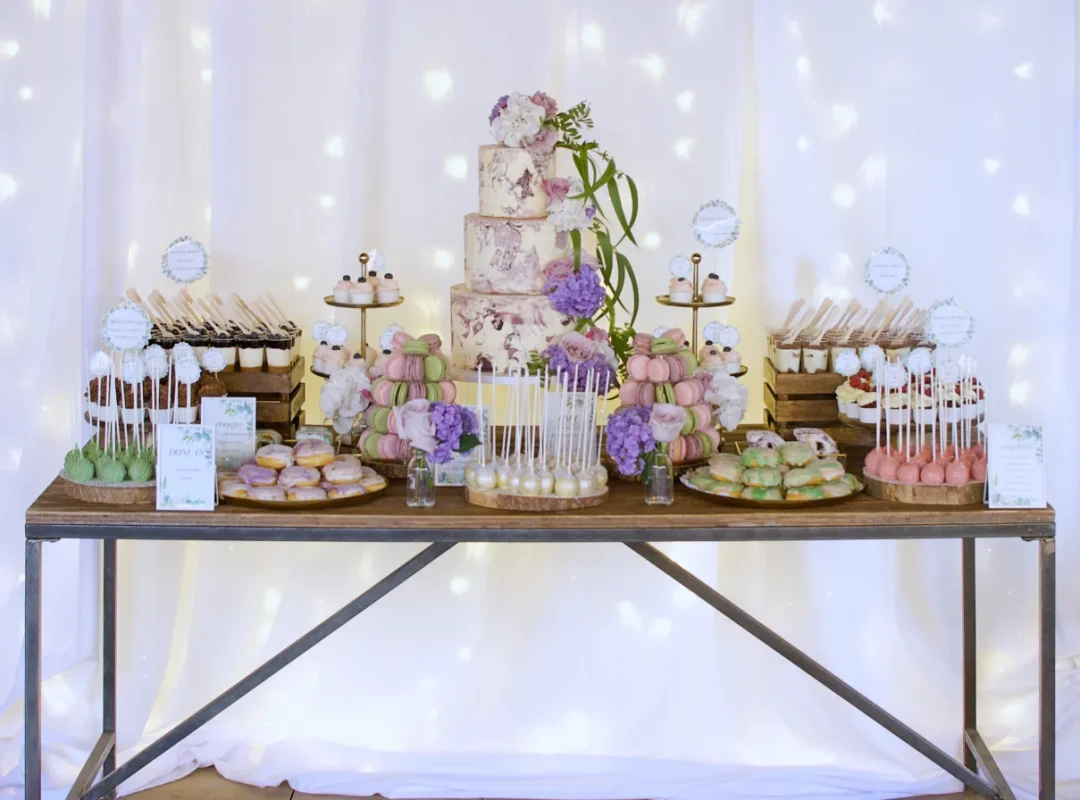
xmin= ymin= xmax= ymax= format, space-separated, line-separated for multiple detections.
xmin=406 ymin=449 xmax=436 ymax=508
xmin=643 ymin=450 xmax=674 ymax=506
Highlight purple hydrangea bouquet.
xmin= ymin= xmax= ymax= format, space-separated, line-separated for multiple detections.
xmin=605 ymin=403 xmax=688 ymax=477
xmin=391 ymin=399 xmax=481 ymax=464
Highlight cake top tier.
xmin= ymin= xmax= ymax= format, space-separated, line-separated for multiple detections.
xmin=478 ymin=145 xmax=555 ymax=219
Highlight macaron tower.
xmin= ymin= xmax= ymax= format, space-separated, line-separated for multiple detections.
xmin=616 ymin=328 xmax=721 ymax=464
xmin=357 ymin=331 xmax=457 ymax=462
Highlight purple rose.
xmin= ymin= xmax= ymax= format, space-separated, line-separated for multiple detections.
xmin=560 ymin=332 xmax=597 ymax=363
xmin=531 ymin=91 xmax=558 ymax=118
xmin=488 ymin=94 xmax=509 ymax=124
xmin=542 ymin=177 xmax=571 ymax=203
xmin=540 ymin=256 xmax=575 ymax=283
xmin=525 ymin=127 xmax=558 ymax=154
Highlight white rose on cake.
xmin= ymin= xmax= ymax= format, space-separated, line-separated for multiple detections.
xmin=489 ymin=91 xmax=545 ymax=148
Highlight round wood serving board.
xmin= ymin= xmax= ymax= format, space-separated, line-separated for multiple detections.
xmin=863 ymin=473 xmax=984 ymax=506
xmin=59 ymin=471 xmax=156 ymax=505
xmin=464 ymin=485 xmax=609 ymax=512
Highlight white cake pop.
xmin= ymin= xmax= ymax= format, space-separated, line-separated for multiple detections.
xmin=144 ymin=345 xmax=169 ymax=381
xmin=89 ymin=350 xmax=111 ymax=378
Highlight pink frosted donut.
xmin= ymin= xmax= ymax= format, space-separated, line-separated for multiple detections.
xmin=627 ymin=354 xmax=650 ymax=381
xmin=896 ymin=462 xmax=921 ymax=484
xmin=248 ymin=485 xmax=286 ymax=502
xmin=327 ymin=482 xmax=367 ymax=499
xmin=921 ymin=463 xmax=945 ymax=485
xmin=287 ymin=486 xmax=327 ymax=501
xmin=971 ymin=459 xmax=988 ymax=481
xmin=323 ymin=458 xmax=363 ymax=484
xmin=238 ymin=464 xmax=278 ymax=486
xmin=878 ymin=458 xmax=899 ymax=481
xmin=278 ymin=465 xmax=321 ymax=488
xmin=386 ymin=354 xmax=407 ymax=381
xmin=219 ymin=479 xmax=248 ymax=498
xmin=945 ymin=461 xmax=971 ymax=485
xmin=646 ymin=357 xmax=670 ymax=383
xmin=638 ymin=382 xmax=656 ymax=407
xmin=665 ymin=354 xmax=686 ymax=382
xmin=255 ymin=444 xmax=294 ymax=470
xmin=439 ymin=381 xmax=457 ymax=403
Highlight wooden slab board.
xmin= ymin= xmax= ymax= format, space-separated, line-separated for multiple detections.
xmin=863 ymin=473 xmax=985 ymax=506
xmin=254 ymin=383 xmax=305 ymax=424
xmin=763 ymin=358 xmax=845 ymax=396
xmin=59 ymin=472 xmax=155 ymax=505
xmin=764 ymin=383 xmax=840 ymax=424
xmin=464 ymin=485 xmax=609 ymax=512
xmin=220 ymin=357 xmax=304 ymax=396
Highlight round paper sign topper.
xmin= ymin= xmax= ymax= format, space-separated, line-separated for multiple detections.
xmin=367 ymin=249 xmax=387 ymax=273
xmin=938 ymin=361 xmax=961 ymax=384
xmin=100 ymin=301 xmax=152 ymax=351
xmin=161 ymin=236 xmax=209 ymax=284
xmin=863 ymin=247 xmax=910 ymax=295
xmin=907 ymin=347 xmax=933 ymax=376
xmin=692 ymin=200 xmax=740 ymax=248
xmin=326 ymin=324 xmax=349 ymax=347
xmin=702 ymin=321 xmax=725 ymax=343
xmin=202 ymin=348 xmax=226 ymax=373
xmin=669 ymin=255 xmax=693 ymax=279
xmin=926 ymin=297 xmax=975 ymax=347
xmin=379 ymin=323 xmax=403 ymax=352
xmin=715 ymin=324 xmax=741 ymax=348
xmin=311 ymin=320 xmax=331 ymax=343
xmin=884 ymin=362 xmax=908 ymax=390
xmin=834 ymin=351 xmax=861 ymax=377
xmin=860 ymin=344 xmax=884 ymax=371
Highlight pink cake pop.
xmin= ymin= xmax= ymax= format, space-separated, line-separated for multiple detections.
xmin=921 ymin=463 xmax=946 ymax=485
xmin=878 ymin=458 xmax=899 ymax=481
xmin=971 ymin=459 xmax=988 ymax=482
xmin=896 ymin=462 xmax=921 ymax=484
xmin=945 ymin=460 xmax=971 ymax=485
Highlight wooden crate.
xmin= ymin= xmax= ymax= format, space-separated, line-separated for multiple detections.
xmin=763 ymin=357 xmax=845 ymax=426
xmin=220 ymin=357 xmax=305 ymax=436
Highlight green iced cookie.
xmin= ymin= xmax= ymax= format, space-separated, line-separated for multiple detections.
xmin=778 ymin=442 xmax=816 ymax=467
xmin=786 ymin=485 xmax=827 ymax=501
xmin=711 ymin=482 xmax=743 ymax=497
xmin=740 ymin=447 xmax=780 ymax=469
xmin=741 ymin=486 xmax=783 ymax=501
xmin=743 ymin=467 xmax=782 ymax=488
xmin=821 ymin=481 xmax=852 ymax=498
xmin=690 ymin=473 xmax=718 ymax=492
xmin=783 ymin=467 xmax=818 ymax=488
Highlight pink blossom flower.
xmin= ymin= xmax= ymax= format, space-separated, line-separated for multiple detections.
xmin=542 ymin=177 xmax=570 ymax=203
xmin=648 ymin=403 xmax=687 ymax=444
xmin=560 ymin=332 xmax=598 ymax=363
xmin=526 ymin=128 xmax=558 ymax=154
xmin=584 ymin=326 xmax=609 ymax=343
xmin=531 ymin=91 xmax=558 ymax=118
xmin=540 ymin=257 xmax=575 ymax=283
xmin=391 ymin=398 xmax=437 ymax=454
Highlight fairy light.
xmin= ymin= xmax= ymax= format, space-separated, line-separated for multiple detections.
xmin=204 ymin=205 xmax=212 ymax=222
xmin=673 ymin=136 xmax=695 ymax=160
xmin=796 ymin=136 xmax=810 ymax=151
xmin=0 ymin=41 xmax=20 ymax=58
xmin=984 ymin=157 xmax=1001 ymax=174
xmin=1012 ymin=194 xmax=1031 ymax=216
xmin=873 ymin=1 xmax=892 ymax=25
xmin=292 ymin=276 xmax=311 ymax=291
xmin=832 ymin=184 xmax=857 ymax=208
xmin=637 ymin=53 xmax=666 ymax=80
xmin=189 ymin=26 xmax=211 ymax=51
xmin=649 ymin=618 xmax=672 ymax=638
xmin=675 ymin=90 xmax=695 ymax=112
xmin=18 ymin=86 xmax=33 ymax=101
xmin=1008 ymin=345 xmax=1029 ymax=367
xmin=643 ymin=232 xmax=662 ymax=249
xmin=443 ymin=155 xmax=468 ymax=179
xmin=323 ymin=136 xmax=344 ymax=158
xmin=617 ymin=601 xmax=642 ymax=627
xmin=795 ymin=56 xmax=811 ymax=80
xmin=200 ymin=68 xmax=212 ymax=84
xmin=1013 ymin=62 xmax=1033 ymax=79
xmin=433 ymin=249 xmax=455 ymax=269
xmin=32 ymin=0 xmax=51 ymax=19
xmin=318 ymin=194 xmax=335 ymax=210
xmin=832 ymin=103 xmax=859 ymax=136
xmin=1009 ymin=382 xmax=1029 ymax=406
xmin=580 ymin=22 xmax=604 ymax=51
xmin=456 ymin=646 xmax=472 ymax=661
xmin=449 ymin=576 xmax=470 ymax=595
xmin=677 ymin=1 xmax=707 ymax=35
xmin=860 ymin=153 xmax=887 ymax=185
xmin=423 ymin=68 xmax=452 ymax=100
xmin=126 ymin=241 xmax=139 ymax=271
xmin=263 ymin=587 xmax=283 ymax=612
xmin=0 ymin=174 xmax=16 ymax=202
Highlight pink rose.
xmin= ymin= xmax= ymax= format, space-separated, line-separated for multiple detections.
xmin=649 ymin=403 xmax=687 ymax=444
xmin=525 ymin=128 xmax=558 ymax=154
xmin=583 ymin=326 xmax=609 ymax=343
xmin=531 ymin=91 xmax=558 ymax=118
xmin=540 ymin=256 xmax=575 ymax=284
xmin=542 ymin=177 xmax=570 ymax=203
xmin=560 ymin=332 xmax=597 ymax=363
xmin=392 ymin=398 xmax=437 ymax=454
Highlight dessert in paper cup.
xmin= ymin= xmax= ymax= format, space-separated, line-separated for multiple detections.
xmin=775 ymin=341 xmax=802 ymax=373
xmin=701 ymin=273 xmax=728 ymax=303
xmin=913 ymin=389 xmax=936 ymax=425
xmin=885 ymin=390 xmax=907 ymax=425
xmin=834 ymin=382 xmax=861 ymax=417
xmin=800 ymin=341 xmax=828 ymax=374
xmin=857 ymin=392 xmax=880 ymax=423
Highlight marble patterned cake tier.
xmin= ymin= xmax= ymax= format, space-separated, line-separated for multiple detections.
xmin=465 ymin=214 xmax=599 ymax=294
xmin=450 ymin=284 xmax=575 ymax=373
xmin=478 ymin=145 xmax=554 ymax=218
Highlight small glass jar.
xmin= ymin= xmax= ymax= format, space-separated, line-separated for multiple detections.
xmin=406 ymin=449 xmax=435 ymax=508
xmin=644 ymin=449 xmax=674 ymax=506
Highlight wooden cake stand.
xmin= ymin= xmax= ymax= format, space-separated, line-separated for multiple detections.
xmin=464 ymin=485 xmax=609 ymax=512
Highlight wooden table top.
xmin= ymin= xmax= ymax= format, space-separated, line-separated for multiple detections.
xmin=24 ymin=477 xmax=1055 ymax=543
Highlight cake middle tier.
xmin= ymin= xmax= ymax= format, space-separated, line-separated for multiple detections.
xmin=450 ymin=284 xmax=575 ymax=373
xmin=465 ymin=214 xmax=597 ymax=294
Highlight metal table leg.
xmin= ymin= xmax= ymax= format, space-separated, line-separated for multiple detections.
xmin=24 ymin=541 xmax=42 ymax=800
xmin=1039 ymin=538 xmax=1055 ymax=800
xmin=963 ymin=538 xmax=977 ymax=771
xmin=102 ymin=539 xmax=117 ymax=798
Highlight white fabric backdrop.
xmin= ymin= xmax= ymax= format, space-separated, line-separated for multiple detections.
xmin=0 ymin=1 xmax=1077 ymax=798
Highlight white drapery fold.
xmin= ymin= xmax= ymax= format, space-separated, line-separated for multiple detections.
xmin=0 ymin=1 xmax=1077 ymax=798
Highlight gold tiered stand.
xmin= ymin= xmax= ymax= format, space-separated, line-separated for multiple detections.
xmin=655 ymin=253 xmax=746 ymax=377
xmin=314 ymin=252 xmax=406 ymax=379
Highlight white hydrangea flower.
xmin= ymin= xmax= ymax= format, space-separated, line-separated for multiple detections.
xmin=546 ymin=177 xmax=593 ymax=232
xmin=703 ymin=374 xmax=748 ymax=431
xmin=490 ymin=91 xmax=545 ymax=148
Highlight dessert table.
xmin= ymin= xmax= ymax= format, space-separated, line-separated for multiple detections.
xmin=24 ymin=478 xmax=1055 ymax=800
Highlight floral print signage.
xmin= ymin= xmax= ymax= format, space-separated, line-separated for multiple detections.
xmin=987 ymin=424 xmax=1046 ymax=508
xmin=156 ymin=424 xmax=216 ymax=510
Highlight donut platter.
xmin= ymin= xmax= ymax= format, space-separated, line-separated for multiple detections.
xmin=679 ymin=468 xmax=864 ymax=508
xmin=221 ymin=483 xmax=386 ymax=509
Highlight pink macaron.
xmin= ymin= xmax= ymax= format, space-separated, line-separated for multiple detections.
xmin=646 ymin=357 xmax=670 ymax=383
xmin=638 ymin=382 xmax=656 ymax=407
xmin=627 ymin=354 xmax=650 ymax=382
xmin=386 ymin=354 xmax=407 ymax=381
xmin=664 ymin=354 xmax=686 ymax=383
xmin=378 ymin=434 xmax=401 ymax=460
xmin=373 ymin=380 xmax=393 ymax=406
xmin=407 ymin=382 xmax=427 ymax=401
xmin=673 ymin=381 xmax=695 ymax=406
xmin=669 ymin=436 xmax=685 ymax=463
xmin=701 ymin=428 xmax=721 ymax=449
xmin=683 ymin=434 xmax=702 ymax=461
xmin=439 ymin=381 xmax=457 ymax=403
xmin=620 ymin=380 xmax=641 ymax=406
xmin=405 ymin=356 xmax=425 ymax=382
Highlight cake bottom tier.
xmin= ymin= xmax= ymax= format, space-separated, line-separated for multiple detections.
xmin=450 ymin=283 xmax=575 ymax=373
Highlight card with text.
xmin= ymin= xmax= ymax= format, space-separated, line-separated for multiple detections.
xmin=156 ymin=424 xmax=216 ymax=511
xmin=987 ymin=424 xmax=1046 ymax=509
xmin=201 ymin=397 xmax=256 ymax=470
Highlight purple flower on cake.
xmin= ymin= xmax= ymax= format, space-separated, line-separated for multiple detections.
xmin=530 ymin=91 xmax=558 ymax=118
xmin=488 ymin=95 xmax=509 ymax=124
xmin=605 ymin=405 xmax=656 ymax=476
xmin=542 ymin=177 xmax=570 ymax=203
xmin=543 ymin=261 xmax=606 ymax=319
xmin=490 ymin=91 xmax=545 ymax=148
xmin=648 ymin=404 xmax=687 ymax=444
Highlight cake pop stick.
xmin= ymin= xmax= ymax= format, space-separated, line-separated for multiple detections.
xmin=597 ymin=370 xmax=611 ymax=469
xmin=875 ymin=363 xmax=882 ymax=453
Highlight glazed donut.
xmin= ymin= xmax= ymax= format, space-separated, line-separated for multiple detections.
xmin=219 ymin=479 xmax=248 ymax=498
xmin=278 ymin=465 xmax=321 ymax=488
xmin=327 ymin=483 xmax=367 ymax=499
xmin=359 ymin=473 xmax=388 ymax=491
xmin=238 ymin=464 xmax=278 ymax=486
xmin=323 ymin=458 xmax=364 ymax=484
xmin=287 ymin=486 xmax=327 ymax=501
xmin=256 ymin=444 xmax=294 ymax=470
xmin=294 ymin=440 xmax=335 ymax=467
xmin=248 ymin=485 xmax=286 ymax=502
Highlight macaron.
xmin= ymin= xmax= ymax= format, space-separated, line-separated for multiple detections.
xmin=386 ymin=354 xmax=407 ymax=381
xmin=406 ymin=355 xmax=426 ymax=382
xmin=638 ymin=382 xmax=656 ymax=406
xmin=701 ymin=428 xmax=721 ymax=450
xmin=425 ymin=382 xmax=440 ymax=402
xmin=627 ymin=354 xmax=650 ymax=381
xmin=373 ymin=378 xmax=393 ymax=406
xmin=407 ymin=382 xmax=426 ymax=401
xmin=362 ymin=431 xmax=382 ymax=459
xmin=620 ymin=380 xmax=641 ymax=406
xmin=680 ymin=412 xmax=696 ymax=436
xmin=686 ymin=434 xmax=703 ymax=461
xmin=633 ymin=333 xmax=654 ymax=353
xmin=669 ymin=436 xmax=685 ymax=463
xmin=418 ymin=333 xmax=443 ymax=351
xmin=664 ymin=354 xmax=686 ymax=383
xmin=646 ymin=357 xmax=670 ymax=383
xmin=659 ymin=383 xmax=677 ymax=404
xmin=378 ymin=434 xmax=401 ymax=460
xmin=691 ymin=403 xmax=712 ymax=430
xmin=673 ymin=381 xmax=695 ymax=406
xmin=677 ymin=351 xmax=698 ymax=374
xmin=424 ymin=354 xmax=447 ymax=381
xmin=439 ymin=380 xmax=457 ymax=403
